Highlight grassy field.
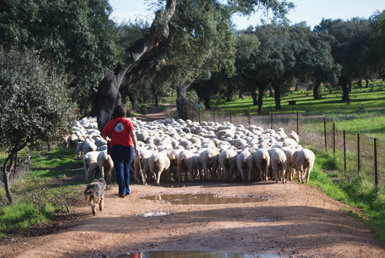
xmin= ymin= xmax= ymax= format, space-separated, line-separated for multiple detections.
xmin=0 ymin=149 xmax=86 ymax=236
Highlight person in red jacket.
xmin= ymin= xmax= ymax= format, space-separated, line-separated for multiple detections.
xmin=102 ymin=104 xmax=139 ymax=197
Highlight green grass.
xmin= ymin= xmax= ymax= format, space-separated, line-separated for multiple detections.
xmin=214 ymin=81 xmax=385 ymax=115
xmin=0 ymin=148 xmax=85 ymax=236
xmin=310 ymin=150 xmax=385 ymax=242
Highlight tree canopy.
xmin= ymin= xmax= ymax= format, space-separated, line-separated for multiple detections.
xmin=0 ymin=49 xmax=75 ymax=203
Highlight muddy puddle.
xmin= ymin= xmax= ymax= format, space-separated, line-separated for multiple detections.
xmin=120 ymin=251 xmax=280 ymax=257
xmin=141 ymin=193 xmax=264 ymax=205
xmin=139 ymin=210 xmax=173 ymax=217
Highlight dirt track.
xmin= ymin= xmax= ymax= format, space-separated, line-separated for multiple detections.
xmin=1 ymin=181 xmax=385 ymax=258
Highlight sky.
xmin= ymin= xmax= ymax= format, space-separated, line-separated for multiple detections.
xmin=109 ymin=0 xmax=385 ymax=29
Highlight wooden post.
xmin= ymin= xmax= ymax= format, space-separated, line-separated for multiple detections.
xmin=270 ymin=112 xmax=273 ymax=129
xmin=248 ymin=108 xmax=250 ymax=126
xmin=374 ymin=138 xmax=378 ymax=187
xmin=213 ymin=108 xmax=215 ymax=123
xmin=296 ymin=111 xmax=299 ymax=135
xmin=198 ymin=109 xmax=201 ymax=123
xmin=230 ymin=108 xmax=232 ymax=123
xmin=343 ymin=130 xmax=346 ymax=171
xmin=333 ymin=123 xmax=336 ymax=155
xmin=324 ymin=118 xmax=327 ymax=152
xmin=357 ymin=134 xmax=360 ymax=173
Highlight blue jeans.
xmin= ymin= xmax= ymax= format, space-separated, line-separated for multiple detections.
xmin=109 ymin=145 xmax=133 ymax=196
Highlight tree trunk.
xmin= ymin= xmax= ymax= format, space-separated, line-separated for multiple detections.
xmin=151 ymin=84 xmax=159 ymax=107
xmin=251 ymin=90 xmax=257 ymax=105
xmin=3 ymin=153 xmax=16 ymax=204
xmin=257 ymin=87 xmax=264 ymax=115
xmin=348 ymin=79 xmax=352 ymax=92
xmin=340 ymin=77 xmax=350 ymax=102
xmin=313 ymin=80 xmax=321 ymax=100
xmin=176 ymin=81 xmax=192 ymax=120
xmin=274 ymin=87 xmax=281 ymax=110
xmin=358 ymin=77 xmax=362 ymax=87
xmin=91 ymin=0 xmax=176 ymax=130
xmin=128 ymin=93 xmax=136 ymax=111
xmin=365 ymin=77 xmax=369 ymax=88
xmin=203 ymin=97 xmax=211 ymax=109
xmin=238 ymin=90 xmax=243 ymax=99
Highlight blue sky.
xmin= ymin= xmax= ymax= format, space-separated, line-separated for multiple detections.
xmin=109 ymin=0 xmax=385 ymax=29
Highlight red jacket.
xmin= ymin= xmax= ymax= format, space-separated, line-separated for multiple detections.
xmin=101 ymin=117 xmax=135 ymax=148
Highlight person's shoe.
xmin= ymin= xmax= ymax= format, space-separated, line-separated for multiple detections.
xmin=119 ymin=194 xmax=125 ymax=198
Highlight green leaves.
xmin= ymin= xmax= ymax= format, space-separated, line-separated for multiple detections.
xmin=0 ymin=49 xmax=76 ymax=152
xmin=0 ymin=0 xmax=120 ymax=106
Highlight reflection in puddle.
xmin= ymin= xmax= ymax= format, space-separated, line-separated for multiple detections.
xmin=122 ymin=251 xmax=279 ymax=258
xmin=256 ymin=217 xmax=277 ymax=222
xmin=142 ymin=194 xmax=264 ymax=205
xmin=140 ymin=211 xmax=173 ymax=217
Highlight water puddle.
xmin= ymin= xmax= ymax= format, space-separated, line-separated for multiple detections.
xmin=120 ymin=251 xmax=280 ymax=258
xmin=256 ymin=217 xmax=277 ymax=222
xmin=141 ymin=194 xmax=264 ymax=205
xmin=139 ymin=211 xmax=173 ymax=217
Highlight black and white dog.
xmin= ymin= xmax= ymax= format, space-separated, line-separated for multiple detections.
xmin=84 ymin=178 xmax=106 ymax=216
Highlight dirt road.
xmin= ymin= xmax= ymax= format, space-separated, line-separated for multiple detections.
xmin=1 ymin=181 xmax=384 ymax=257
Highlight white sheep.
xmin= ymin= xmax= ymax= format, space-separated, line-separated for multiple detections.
xmin=270 ymin=148 xmax=287 ymax=184
xmin=236 ymin=149 xmax=254 ymax=182
xmin=292 ymin=148 xmax=315 ymax=184
xmin=83 ymin=151 xmax=101 ymax=180
xmin=199 ymin=147 xmax=220 ymax=180
xmin=288 ymin=130 xmax=299 ymax=144
xmin=281 ymin=147 xmax=295 ymax=181
xmin=253 ymin=149 xmax=270 ymax=181
xmin=177 ymin=150 xmax=201 ymax=182
xmin=218 ymin=148 xmax=237 ymax=182
xmin=97 ymin=151 xmax=114 ymax=183
xmin=148 ymin=149 xmax=171 ymax=185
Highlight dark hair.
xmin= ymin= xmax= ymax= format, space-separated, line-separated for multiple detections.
xmin=111 ymin=104 xmax=126 ymax=119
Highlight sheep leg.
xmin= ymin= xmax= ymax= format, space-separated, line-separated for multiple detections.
xmin=100 ymin=165 xmax=105 ymax=179
xmin=239 ymin=167 xmax=245 ymax=182
xmin=156 ymin=171 xmax=162 ymax=185
xmin=281 ymin=169 xmax=286 ymax=184
xmin=248 ymin=167 xmax=252 ymax=183
xmin=188 ymin=167 xmax=194 ymax=182
xmin=86 ymin=164 xmax=97 ymax=180
xmin=204 ymin=166 xmax=209 ymax=181
xmin=298 ymin=165 xmax=304 ymax=183
xmin=107 ymin=167 xmax=112 ymax=184
xmin=306 ymin=166 xmax=311 ymax=184
xmin=84 ymin=160 xmax=89 ymax=179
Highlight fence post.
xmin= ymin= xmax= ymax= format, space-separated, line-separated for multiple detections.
xmin=374 ymin=138 xmax=378 ymax=187
xmin=270 ymin=112 xmax=273 ymax=129
xmin=343 ymin=130 xmax=346 ymax=171
xmin=213 ymin=108 xmax=215 ymax=123
xmin=230 ymin=108 xmax=232 ymax=123
xmin=333 ymin=123 xmax=336 ymax=155
xmin=324 ymin=118 xmax=327 ymax=152
xmin=357 ymin=133 xmax=360 ymax=173
xmin=248 ymin=108 xmax=250 ymax=126
xmin=198 ymin=109 xmax=201 ymax=123
xmin=296 ymin=111 xmax=299 ymax=135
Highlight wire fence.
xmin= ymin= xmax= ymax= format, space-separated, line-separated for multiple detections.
xmin=191 ymin=108 xmax=384 ymax=189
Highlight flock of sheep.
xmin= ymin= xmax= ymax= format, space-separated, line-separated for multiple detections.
xmin=66 ymin=116 xmax=315 ymax=186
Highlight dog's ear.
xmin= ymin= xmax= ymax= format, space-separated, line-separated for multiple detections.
xmin=98 ymin=177 xmax=106 ymax=185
